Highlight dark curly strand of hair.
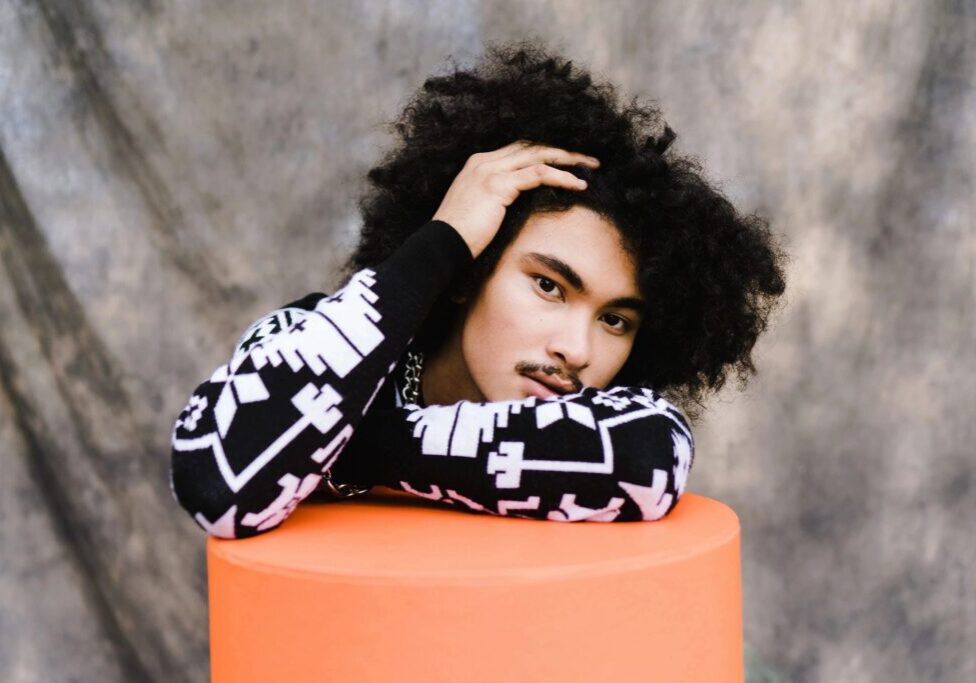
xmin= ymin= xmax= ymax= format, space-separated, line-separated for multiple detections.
xmin=347 ymin=41 xmax=788 ymax=422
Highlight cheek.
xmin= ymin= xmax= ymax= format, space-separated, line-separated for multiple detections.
xmin=461 ymin=278 xmax=538 ymax=372
xmin=467 ymin=277 xmax=537 ymax=339
xmin=588 ymin=337 xmax=636 ymax=387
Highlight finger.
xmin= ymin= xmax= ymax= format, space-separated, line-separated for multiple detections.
xmin=505 ymin=164 xmax=588 ymax=195
xmin=473 ymin=142 xmax=600 ymax=170
xmin=495 ymin=144 xmax=600 ymax=171
xmin=469 ymin=140 xmax=535 ymax=164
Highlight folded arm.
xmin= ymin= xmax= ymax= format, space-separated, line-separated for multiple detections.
xmin=331 ymin=385 xmax=694 ymax=522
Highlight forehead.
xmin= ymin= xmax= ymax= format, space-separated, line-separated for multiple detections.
xmin=503 ymin=207 xmax=639 ymax=294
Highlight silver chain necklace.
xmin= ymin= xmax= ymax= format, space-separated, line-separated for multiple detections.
xmin=319 ymin=353 xmax=423 ymax=500
xmin=402 ymin=350 xmax=424 ymax=405
xmin=320 ymin=350 xmax=422 ymax=499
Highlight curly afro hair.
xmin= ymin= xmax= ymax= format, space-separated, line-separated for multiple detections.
xmin=346 ymin=41 xmax=788 ymax=422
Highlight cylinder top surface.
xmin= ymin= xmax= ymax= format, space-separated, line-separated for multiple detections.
xmin=209 ymin=489 xmax=739 ymax=582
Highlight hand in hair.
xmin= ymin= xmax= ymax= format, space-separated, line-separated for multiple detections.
xmin=432 ymin=140 xmax=599 ymax=258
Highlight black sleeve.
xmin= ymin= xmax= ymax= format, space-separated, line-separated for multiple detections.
xmin=330 ymin=386 xmax=694 ymax=522
xmin=169 ymin=220 xmax=472 ymax=538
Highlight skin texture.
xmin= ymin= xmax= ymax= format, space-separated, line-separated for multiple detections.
xmin=423 ymin=206 xmax=643 ymax=405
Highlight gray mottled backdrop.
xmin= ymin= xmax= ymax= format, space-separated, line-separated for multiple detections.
xmin=1 ymin=1 xmax=972 ymax=681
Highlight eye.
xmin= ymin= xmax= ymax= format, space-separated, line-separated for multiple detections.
xmin=532 ymin=275 xmax=563 ymax=299
xmin=601 ymin=313 xmax=632 ymax=334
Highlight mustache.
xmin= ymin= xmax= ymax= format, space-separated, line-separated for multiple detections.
xmin=515 ymin=361 xmax=583 ymax=392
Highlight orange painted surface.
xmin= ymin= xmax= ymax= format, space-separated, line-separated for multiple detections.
xmin=208 ymin=489 xmax=743 ymax=682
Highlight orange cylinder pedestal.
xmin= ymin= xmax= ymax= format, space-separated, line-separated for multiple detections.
xmin=207 ymin=489 xmax=743 ymax=682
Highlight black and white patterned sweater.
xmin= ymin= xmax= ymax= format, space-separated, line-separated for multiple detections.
xmin=170 ymin=220 xmax=695 ymax=538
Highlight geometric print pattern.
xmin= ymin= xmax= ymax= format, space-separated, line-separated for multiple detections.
xmin=346 ymin=384 xmax=694 ymax=524
xmin=171 ymin=269 xmax=387 ymax=536
xmin=170 ymin=220 xmax=695 ymax=538
xmin=174 ymin=270 xmax=381 ymax=477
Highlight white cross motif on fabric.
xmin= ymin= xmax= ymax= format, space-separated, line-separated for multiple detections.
xmin=173 ymin=382 xmax=346 ymax=493
xmin=406 ymin=399 xmax=533 ymax=457
xmin=592 ymin=389 xmax=632 ymax=411
xmin=177 ymin=395 xmax=208 ymax=432
xmin=535 ymin=397 xmax=596 ymax=429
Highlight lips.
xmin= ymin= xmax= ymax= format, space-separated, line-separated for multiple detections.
xmin=522 ymin=371 xmax=575 ymax=396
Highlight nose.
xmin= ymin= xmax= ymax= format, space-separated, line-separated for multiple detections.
xmin=545 ymin=315 xmax=591 ymax=373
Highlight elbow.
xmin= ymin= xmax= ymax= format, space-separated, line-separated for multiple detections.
xmin=170 ymin=398 xmax=241 ymax=538
xmin=536 ymin=407 xmax=695 ymax=524
xmin=170 ymin=414 xmax=262 ymax=539
xmin=170 ymin=445 xmax=295 ymax=540
xmin=659 ymin=423 xmax=695 ymax=520
xmin=615 ymin=418 xmax=694 ymax=523
xmin=169 ymin=376 xmax=317 ymax=539
xmin=669 ymin=425 xmax=694 ymax=508
xmin=169 ymin=447 xmax=244 ymax=539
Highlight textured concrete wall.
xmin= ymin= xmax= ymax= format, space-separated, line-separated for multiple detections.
xmin=1 ymin=1 xmax=972 ymax=681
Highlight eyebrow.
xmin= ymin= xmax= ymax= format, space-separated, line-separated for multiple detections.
xmin=522 ymin=252 xmax=646 ymax=313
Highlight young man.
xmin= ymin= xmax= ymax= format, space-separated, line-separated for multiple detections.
xmin=170 ymin=45 xmax=787 ymax=538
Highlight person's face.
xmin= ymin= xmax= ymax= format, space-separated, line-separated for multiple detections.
xmin=457 ymin=206 xmax=644 ymax=401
